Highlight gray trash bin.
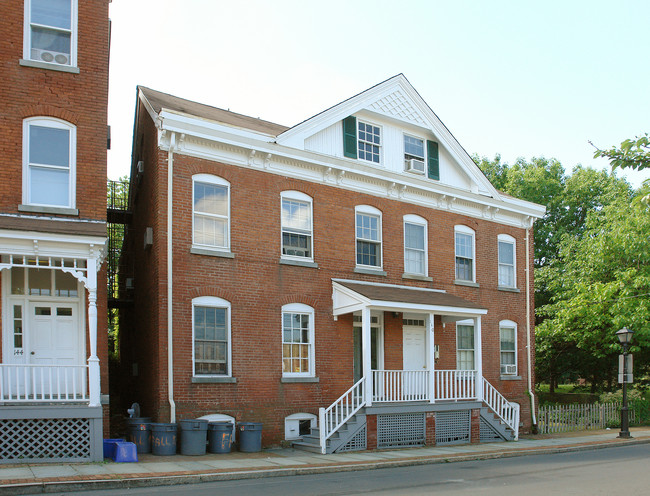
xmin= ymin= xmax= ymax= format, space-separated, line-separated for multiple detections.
xmin=127 ymin=417 xmax=151 ymax=454
xmin=237 ymin=422 xmax=262 ymax=452
xmin=150 ymin=423 xmax=177 ymax=456
xmin=179 ymin=419 xmax=208 ymax=455
xmin=208 ymin=422 xmax=233 ymax=454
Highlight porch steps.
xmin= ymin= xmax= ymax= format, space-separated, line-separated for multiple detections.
xmin=479 ymin=407 xmax=515 ymax=441
xmin=293 ymin=412 xmax=367 ymax=454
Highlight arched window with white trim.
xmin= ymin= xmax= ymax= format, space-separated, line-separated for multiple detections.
xmin=23 ymin=117 xmax=76 ymax=208
xmin=282 ymin=303 xmax=315 ymax=377
xmin=192 ymin=296 xmax=231 ymax=377
xmin=403 ymin=214 xmax=428 ymax=276
xmin=454 ymin=225 xmax=475 ymax=283
xmin=498 ymin=234 xmax=516 ymax=288
xmin=355 ymin=205 xmax=382 ymax=269
xmin=499 ymin=320 xmax=517 ymax=376
xmin=24 ymin=0 xmax=78 ymax=68
xmin=281 ymin=191 xmax=313 ymax=261
xmin=192 ymin=174 xmax=230 ymax=251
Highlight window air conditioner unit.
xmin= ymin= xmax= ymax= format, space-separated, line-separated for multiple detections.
xmin=31 ymin=48 xmax=70 ymax=66
xmin=501 ymin=364 xmax=517 ymax=375
xmin=405 ymin=158 xmax=425 ymax=174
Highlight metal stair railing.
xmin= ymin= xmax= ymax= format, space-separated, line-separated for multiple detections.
xmin=318 ymin=377 xmax=366 ymax=454
xmin=482 ymin=377 xmax=520 ymax=439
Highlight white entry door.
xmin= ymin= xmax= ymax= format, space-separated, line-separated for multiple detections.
xmin=28 ymin=302 xmax=83 ymax=397
xmin=403 ymin=325 xmax=426 ymax=370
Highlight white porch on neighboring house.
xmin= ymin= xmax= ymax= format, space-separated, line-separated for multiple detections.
xmin=0 ymin=229 xmax=106 ymax=463
xmin=308 ymin=279 xmax=519 ymax=454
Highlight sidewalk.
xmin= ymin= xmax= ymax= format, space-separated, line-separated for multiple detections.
xmin=2 ymin=427 xmax=649 ymax=495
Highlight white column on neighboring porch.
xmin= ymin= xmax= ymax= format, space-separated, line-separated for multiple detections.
xmin=474 ymin=315 xmax=483 ymax=402
xmin=427 ymin=312 xmax=435 ymax=404
xmin=86 ymin=257 xmax=101 ymax=408
xmin=362 ymin=306 xmax=373 ymax=406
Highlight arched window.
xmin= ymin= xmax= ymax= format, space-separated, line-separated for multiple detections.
xmin=454 ymin=225 xmax=475 ymax=283
xmin=192 ymin=296 xmax=231 ymax=377
xmin=281 ymin=191 xmax=313 ymax=261
xmin=499 ymin=320 xmax=517 ymax=376
xmin=23 ymin=117 xmax=76 ymax=208
xmin=192 ymin=174 xmax=230 ymax=251
xmin=282 ymin=303 xmax=315 ymax=377
xmin=403 ymin=214 xmax=428 ymax=276
xmin=24 ymin=0 xmax=78 ymax=68
xmin=498 ymin=234 xmax=516 ymax=288
xmin=355 ymin=205 xmax=382 ymax=269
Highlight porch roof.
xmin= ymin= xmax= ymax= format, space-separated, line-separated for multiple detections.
xmin=332 ymin=279 xmax=487 ymax=320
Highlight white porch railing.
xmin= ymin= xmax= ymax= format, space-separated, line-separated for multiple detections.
xmin=0 ymin=364 xmax=89 ymax=403
xmin=482 ymin=377 xmax=520 ymax=439
xmin=433 ymin=369 xmax=477 ymax=401
xmin=373 ymin=370 xmax=429 ymax=402
xmin=319 ymin=377 xmax=365 ymax=454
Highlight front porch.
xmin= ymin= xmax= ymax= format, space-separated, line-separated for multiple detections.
xmin=296 ymin=280 xmax=521 ymax=454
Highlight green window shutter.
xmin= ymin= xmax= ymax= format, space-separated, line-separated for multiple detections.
xmin=427 ymin=140 xmax=439 ymax=180
xmin=343 ymin=116 xmax=357 ymax=159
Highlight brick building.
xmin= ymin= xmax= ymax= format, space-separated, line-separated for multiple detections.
xmin=0 ymin=0 xmax=109 ymax=462
xmin=120 ymin=75 xmax=545 ymax=453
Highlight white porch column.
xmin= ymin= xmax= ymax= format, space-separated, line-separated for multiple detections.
xmin=474 ymin=315 xmax=483 ymax=402
xmin=362 ymin=306 xmax=373 ymax=406
xmin=427 ymin=313 xmax=435 ymax=404
xmin=86 ymin=257 xmax=100 ymax=408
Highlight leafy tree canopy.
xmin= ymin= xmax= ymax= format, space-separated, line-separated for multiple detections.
xmin=592 ymin=133 xmax=650 ymax=171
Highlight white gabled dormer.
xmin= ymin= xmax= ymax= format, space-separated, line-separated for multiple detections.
xmin=275 ymin=74 xmax=495 ymax=198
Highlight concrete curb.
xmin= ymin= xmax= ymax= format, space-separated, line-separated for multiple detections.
xmin=3 ymin=437 xmax=650 ymax=495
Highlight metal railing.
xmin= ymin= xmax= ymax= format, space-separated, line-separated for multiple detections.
xmin=0 ymin=364 xmax=89 ymax=403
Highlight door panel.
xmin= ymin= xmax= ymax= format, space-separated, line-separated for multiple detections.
xmin=403 ymin=325 xmax=426 ymax=370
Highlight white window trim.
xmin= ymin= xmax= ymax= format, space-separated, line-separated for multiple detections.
xmin=499 ymin=320 xmax=518 ymax=376
xmin=280 ymin=190 xmax=314 ymax=262
xmin=355 ymin=205 xmax=383 ymax=270
xmin=23 ymin=0 xmax=78 ymax=68
xmin=498 ymin=234 xmax=517 ymax=288
xmin=284 ymin=412 xmax=317 ymax=440
xmin=456 ymin=319 xmax=475 ymax=371
xmin=357 ymin=120 xmax=382 ymax=164
xmin=192 ymin=174 xmax=231 ymax=253
xmin=454 ymin=225 xmax=476 ymax=283
xmin=403 ymin=134 xmax=426 ymax=174
xmin=22 ymin=117 xmax=76 ymax=209
xmin=403 ymin=214 xmax=428 ymax=277
xmin=192 ymin=296 xmax=232 ymax=378
xmin=282 ymin=303 xmax=315 ymax=378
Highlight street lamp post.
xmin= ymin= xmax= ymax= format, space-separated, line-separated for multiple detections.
xmin=616 ymin=327 xmax=634 ymax=439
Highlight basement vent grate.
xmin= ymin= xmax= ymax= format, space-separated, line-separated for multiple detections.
xmin=436 ymin=410 xmax=470 ymax=445
xmin=0 ymin=418 xmax=91 ymax=462
xmin=378 ymin=413 xmax=425 ymax=449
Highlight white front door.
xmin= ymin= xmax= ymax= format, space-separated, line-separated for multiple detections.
xmin=28 ymin=302 xmax=83 ymax=397
xmin=403 ymin=325 xmax=426 ymax=370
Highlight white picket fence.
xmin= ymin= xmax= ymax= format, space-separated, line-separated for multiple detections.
xmin=538 ymin=402 xmax=633 ymax=434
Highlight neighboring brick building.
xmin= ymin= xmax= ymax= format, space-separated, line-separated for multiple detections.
xmin=0 ymin=0 xmax=109 ymax=462
xmin=120 ymin=75 xmax=545 ymax=453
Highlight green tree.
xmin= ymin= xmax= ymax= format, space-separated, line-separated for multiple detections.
xmin=592 ymin=133 xmax=650 ymax=171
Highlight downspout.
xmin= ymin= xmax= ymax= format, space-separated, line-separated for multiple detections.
xmin=167 ymin=131 xmax=176 ymax=423
xmin=525 ymin=221 xmax=537 ymax=428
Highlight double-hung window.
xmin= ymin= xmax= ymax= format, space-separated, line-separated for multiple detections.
xmin=355 ymin=206 xmax=382 ymax=268
xmin=193 ymin=175 xmax=230 ymax=251
xmin=456 ymin=322 xmax=475 ymax=370
xmin=403 ymin=215 xmax=427 ymax=276
xmin=25 ymin=0 xmax=77 ymax=67
xmin=358 ymin=121 xmax=381 ymax=163
xmin=455 ymin=226 xmax=475 ymax=283
xmin=282 ymin=303 xmax=315 ymax=377
xmin=193 ymin=296 xmax=231 ymax=376
xmin=281 ymin=191 xmax=313 ymax=260
xmin=498 ymin=234 xmax=516 ymax=288
xmin=404 ymin=135 xmax=426 ymax=174
xmin=23 ymin=118 xmax=75 ymax=208
xmin=500 ymin=321 xmax=517 ymax=375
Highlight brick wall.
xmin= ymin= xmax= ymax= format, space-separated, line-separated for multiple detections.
xmin=123 ymin=123 xmax=536 ymax=445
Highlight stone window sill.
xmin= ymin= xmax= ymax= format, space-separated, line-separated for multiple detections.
xmin=498 ymin=286 xmax=521 ymax=293
xmin=402 ymin=273 xmax=433 ymax=282
xmin=454 ymin=279 xmax=479 ymax=288
xmin=18 ymin=204 xmax=79 ymax=216
xmin=192 ymin=376 xmax=237 ymax=384
xmin=354 ymin=267 xmax=387 ymax=277
xmin=500 ymin=375 xmax=522 ymax=381
xmin=281 ymin=377 xmax=319 ymax=383
xmin=280 ymin=258 xmax=319 ymax=268
xmin=20 ymin=59 xmax=80 ymax=74
xmin=190 ymin=246 xmax=235 ymax=258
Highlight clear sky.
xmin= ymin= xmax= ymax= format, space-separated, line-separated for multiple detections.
xmin=107 ymin=0 xmax=649 ymax=188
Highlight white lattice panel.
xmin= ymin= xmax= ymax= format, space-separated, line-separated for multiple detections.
xmin=436 ymin=410 xmax=470 ymax=445
xmin=378 ymin=413 xmax=425 ymax=448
